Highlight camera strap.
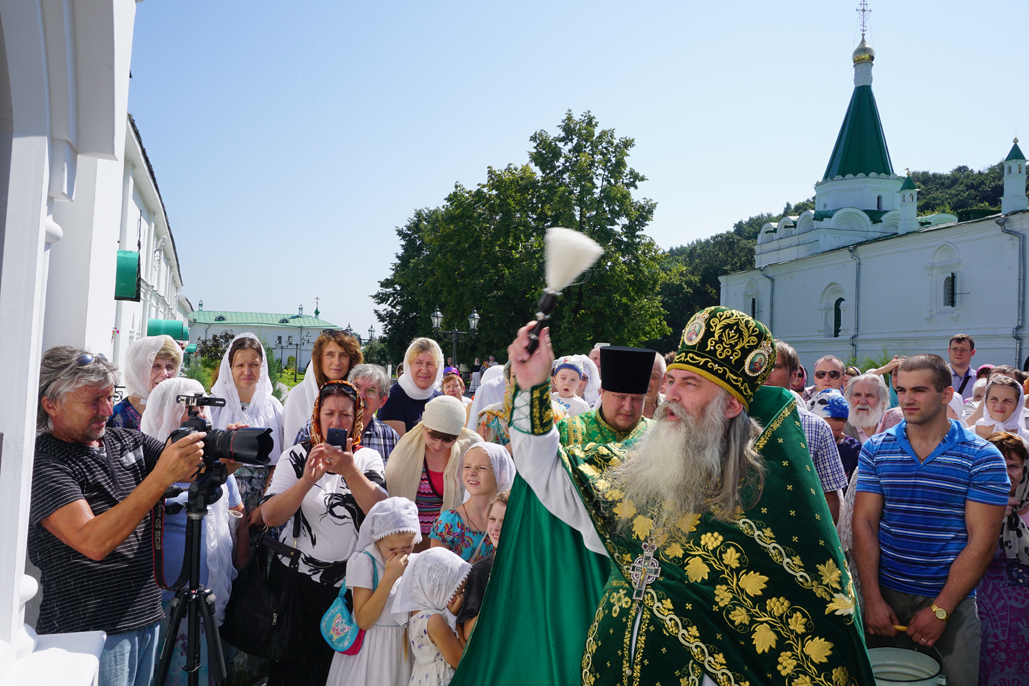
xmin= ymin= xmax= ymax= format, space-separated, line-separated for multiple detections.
xmin=152 ymin=497 xmax=189 ymax=591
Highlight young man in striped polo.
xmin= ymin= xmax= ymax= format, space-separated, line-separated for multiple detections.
xmin=852 ymin=353 xmax=1010 ymax=686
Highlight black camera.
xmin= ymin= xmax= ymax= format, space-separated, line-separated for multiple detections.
xmin=168 ymin=393 xmax=274 ymax=466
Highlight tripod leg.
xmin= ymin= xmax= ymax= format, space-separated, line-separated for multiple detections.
xmin=154 ymin=592 xmax=188 ymax=686
xmin=197 ymin=589 xmax=227 ymax=686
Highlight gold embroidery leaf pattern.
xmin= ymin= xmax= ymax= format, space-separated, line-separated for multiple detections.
xmin=633 ymin=515 xmax=654 ymax=540
xmin=686 ymin=557 xmax=710 ymax=582
xmin=674 ymin=523 xmax=860 ymax=686
xmin=651 ymin=589 xmax=745 ymax=686
xmin=752 ymin=624 xmax=777 ymax=653
xmin=614 ymin=499 xmax=637 ymax=520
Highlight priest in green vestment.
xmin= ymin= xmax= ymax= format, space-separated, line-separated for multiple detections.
xmin=485 ymin=307 xmax=874 ymax=686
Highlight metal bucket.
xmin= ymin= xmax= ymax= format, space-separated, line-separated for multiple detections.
xmin=868 ymin=646 xmax=944 ymax=686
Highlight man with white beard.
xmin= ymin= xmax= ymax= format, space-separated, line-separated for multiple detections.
xmin=843 ymin=373 xmax=889 ymax=444
xmin=501 ymin=307 xmax=873 ymax=686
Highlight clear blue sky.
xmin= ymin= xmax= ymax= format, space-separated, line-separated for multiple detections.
xmin=128 ymin=1 xmax=1029 ymax=334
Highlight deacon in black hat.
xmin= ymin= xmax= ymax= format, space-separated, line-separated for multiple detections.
xmin=557 ymin=346 xmax=657 ymax=447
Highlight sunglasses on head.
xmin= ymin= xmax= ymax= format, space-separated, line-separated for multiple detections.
xmin=814 ymin=370 xmax=841 ymax=380
xmin=76 ymin=353 xmax=108 ymax=365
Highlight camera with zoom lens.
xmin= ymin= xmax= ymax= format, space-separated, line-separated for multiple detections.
xmin=169 ymin=393 xmax=273 ymax=466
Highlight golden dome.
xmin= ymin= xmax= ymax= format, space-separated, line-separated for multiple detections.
xmin=853 ymin=37 xmax=875 ymax=64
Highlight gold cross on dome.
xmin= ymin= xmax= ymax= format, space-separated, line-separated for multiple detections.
xmin=856 ymin=0 xmax=872 ymax=37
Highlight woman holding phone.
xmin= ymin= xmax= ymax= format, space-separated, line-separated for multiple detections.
xmin=261 ymin=380 xmax=388 ymax=686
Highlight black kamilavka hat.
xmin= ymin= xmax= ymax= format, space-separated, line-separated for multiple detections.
xmin=600 ymin=346 xmax=656 ymax=395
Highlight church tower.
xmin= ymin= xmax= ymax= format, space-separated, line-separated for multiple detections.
xmin=898 ymin=171 xmax=919 ymax=234
xmin=812 ymin=3 xmax=901 ymax=225
xmin=1002 ymin=138 xmax=1028 ymax=214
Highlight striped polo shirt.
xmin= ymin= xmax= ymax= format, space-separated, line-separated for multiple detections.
xmin=856 ymin=419 xmax=1009 ymax=597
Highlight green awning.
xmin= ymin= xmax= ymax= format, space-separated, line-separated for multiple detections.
xmin=185 ymin=344 xmax=197 ymax=354
xmin=147 ymin=319 xmax=189 ymax=341
xmin=115 ymin=250 xmax=141 ymax=301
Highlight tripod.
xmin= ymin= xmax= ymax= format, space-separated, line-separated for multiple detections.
xmin=154 ymin=461 xmax=230 ymax=686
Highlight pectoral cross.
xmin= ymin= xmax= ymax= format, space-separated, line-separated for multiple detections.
xmin=629 ymin=542 xmax=661 ymax=601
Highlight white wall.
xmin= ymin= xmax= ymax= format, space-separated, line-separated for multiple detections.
xmin=722 ymin=213 xmax=1029 ymax=371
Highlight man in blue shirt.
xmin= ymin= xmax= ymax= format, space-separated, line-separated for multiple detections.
xmin=853 ymin=354 xmax=1009 ymax=686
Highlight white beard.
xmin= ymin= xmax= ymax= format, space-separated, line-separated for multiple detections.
xmin=849 ymin=402 xmax=884 ymax=431
xmin=608 ymin=396 xmax=726 ymax=533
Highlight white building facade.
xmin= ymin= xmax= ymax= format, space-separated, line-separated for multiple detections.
xmin=0 ymin=2 xmax=189 ymax=683
xmin=720 ymin=37 xmax=1029 ymax=370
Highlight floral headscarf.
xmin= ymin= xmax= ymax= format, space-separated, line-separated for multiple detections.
xmin=310 ymin=380 xmax=364 ymax=447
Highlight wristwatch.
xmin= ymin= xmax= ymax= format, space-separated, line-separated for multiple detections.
xmin=930 ymin=603 xmax=949 ymax=621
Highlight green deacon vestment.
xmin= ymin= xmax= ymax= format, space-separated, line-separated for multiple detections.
xmin=451 ymin=384 xmax=874 ymax=686
xmin=557 ymin=408 xmax=653 ymax=447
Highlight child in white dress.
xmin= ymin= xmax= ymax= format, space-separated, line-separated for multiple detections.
xmin=551 ymin=357 xmax=591 ymax=417
xmin=392 ymin=547 xmax=471 ymax=686
xmin=326 ymin=497 xmax=420 ymax=686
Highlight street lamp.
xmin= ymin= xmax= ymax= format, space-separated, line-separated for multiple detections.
xmin=430 ymin=306 xmax=479 ymax=369
xmin=368 ymin=325 xmax=375 ymax=342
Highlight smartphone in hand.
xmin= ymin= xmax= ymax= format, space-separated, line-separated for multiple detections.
xmin=326 ymin=428 xmax=349 ymax=448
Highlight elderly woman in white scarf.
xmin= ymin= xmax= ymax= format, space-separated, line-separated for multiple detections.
xmin=975 ymin=375 xmax=1029 ymax=441
xmin=140 ymin=377 xmax=246 ymax=686
xmin=281 ymin=329 xmax=364 ymax=446
xmin=384 ymin=395 xmax=481 ymax=551
xmin=378 ymin=337 xmax=444 ymax=437
xmin=210 ymin=332 xmax=285 ymax=527
xmin=107 ymin=335 xmax=182 ymax=430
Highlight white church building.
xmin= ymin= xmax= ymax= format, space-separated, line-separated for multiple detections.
xmin=720 ymin=36 xmax=1029 ymax=370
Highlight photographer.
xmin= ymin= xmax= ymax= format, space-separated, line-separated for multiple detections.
xmin=140 ymin=378 xmax=248 ymax=686
xmin=28 ymin=346 xmax=206 ymax=686
xmin=261 ymin=380 xmax=387 ymax=686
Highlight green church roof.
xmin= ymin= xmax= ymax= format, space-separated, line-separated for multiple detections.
xmin=1006 ymin=140 xmax=1025 ymax=162
xmin=899 ymin=175 xmax=917 ymax=191
xmin=190 ymin=310 xmax=339 ymax=329
xmin=823 ymin=85 xmax=894 ymax=180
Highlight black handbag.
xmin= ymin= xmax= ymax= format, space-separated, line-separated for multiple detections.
xmin=220 ymin=516 xmax=304 ymax=661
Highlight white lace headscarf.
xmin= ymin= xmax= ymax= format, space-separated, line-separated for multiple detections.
xmin=575 ymin=354 xmax=602 ymax=406
xmin=354 ymin=497 xmax=422 ymax=554
xmin=976 ymin=377 xmax=1029 ymax=441
xmin=124 ymin=335 xmax=181 ymax=402
xmin=282 ymin=359 xmax=319 ymax=447
xmin=392 ymin=547 xmax=470 ymax=629
xmin=397 ymin=337 xmax=444 ymax=401
xmin=140 ymin=377 xmax=205 ymax=442
xmin=139 ymin=376 xmax=237 ymax=623
xmin=210 ymin=333 xmax=285 ymax=465
xmin=466 ymin=364 xmax=506 ymax=429
xmin=461 ymin=442 xmax=516 ymax=504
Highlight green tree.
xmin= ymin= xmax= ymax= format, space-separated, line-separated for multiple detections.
xmin=195 ymin=331 xmax=235 ymax=365
xmin=374 ymin=111 xmax=669 ymax=362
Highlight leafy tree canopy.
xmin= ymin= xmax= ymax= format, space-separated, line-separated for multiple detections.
xmin=374 ymin=111 xmax=669 ymax=365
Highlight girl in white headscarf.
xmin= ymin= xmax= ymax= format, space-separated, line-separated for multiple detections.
xmin=975 ymin=376 xmax=1029 ymax=441
xmin=379 ymin=337 xmax=444 ymax=437
xmin=281 ymin=329 xmax=364 ymax=447
xmin=574 ymin=354 xmax=602 ymax=407
xmin=140 ymin=378 xmax=245 ymax=686
xmin=392 ymin=547 xmax=471 ymax=685
xmin=210 ymin=332 xmax=285 ymax=525
xmin=326 ymin=497 xmax=419 ymax=686
xmin=108 ymin=335 xmax=182 ymax=430
xmin=429 ymin=442 xmax=514 ymax=563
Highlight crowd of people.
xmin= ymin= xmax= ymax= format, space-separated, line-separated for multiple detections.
xmin=26 ymin=317 xmax=1029 ymax=686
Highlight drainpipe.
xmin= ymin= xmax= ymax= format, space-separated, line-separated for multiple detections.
xmin=998 ymin=216 xmax=1025 ymax=366
xmin=759 ymin=266 xmax=774 ymax=331
xmin=848 ymin=246 xmax=860 ymax=361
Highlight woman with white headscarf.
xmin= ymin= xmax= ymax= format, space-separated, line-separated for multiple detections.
xmin=108 ymin=335 xmax=182 ymax=430
xmin=210 ymin=332 xmax=285 ymax=526
xmin=429 ymin=442 xmax=514 ymax=563
xmin=281 ymin=329 xmax=363 ymax=446
xmin=140 ymin=378 xmax=245 ymax=686
xmin=975 ymin=375 xmax=1029 ymax=441
xmin=384 ymin=395 xmax=481 ymax=550
xmin=574 ymin=354 xmax=602 ymax=408
xmin=378 ymin=337 xmax=444 ymax=437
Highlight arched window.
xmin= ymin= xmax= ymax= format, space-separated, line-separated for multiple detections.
xmin=750 ymin=298 xmax=756 ymax=318
xmin=876 ymin=195 xmax=883 ymax=211
xmin=833 ymin=298 xmax=845 ymax=338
